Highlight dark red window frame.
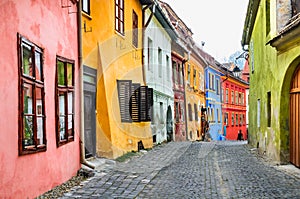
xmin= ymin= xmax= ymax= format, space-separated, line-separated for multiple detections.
xmin=55 ymin=56 xmax=75 ymax=147
xmin=18 ymin=33 xmax=46 ymax=155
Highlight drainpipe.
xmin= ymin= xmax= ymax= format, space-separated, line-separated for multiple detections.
xmin=77 ymin=0 xmax=95 ymax=169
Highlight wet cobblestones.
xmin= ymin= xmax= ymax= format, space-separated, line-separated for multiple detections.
xmin=60 ymin=141 xmax=300 ymax=198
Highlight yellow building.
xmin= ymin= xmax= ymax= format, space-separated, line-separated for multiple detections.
xmin=81 ymin=0 xmax=153 ymax=159
xmin=185 ymin=49 xmax=206 ymax=141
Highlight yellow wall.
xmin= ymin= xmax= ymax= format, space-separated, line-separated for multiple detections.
xmin=82 ymin=0 xmax=153 ymax=159
xmin=185 ymin=54 xmax=206 ymax=141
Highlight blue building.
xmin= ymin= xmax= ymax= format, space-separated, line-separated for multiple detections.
xmin=200 ymin=50 xmax=224 ymax=140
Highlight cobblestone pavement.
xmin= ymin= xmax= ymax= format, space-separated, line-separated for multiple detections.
xmin=60 ymin=141 xmax=300 ymax=199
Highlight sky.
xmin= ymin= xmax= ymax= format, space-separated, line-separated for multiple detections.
xmin=162 ymin=0 xmax=249 ymax=62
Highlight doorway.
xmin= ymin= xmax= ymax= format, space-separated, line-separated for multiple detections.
xmin=290 ymin=65 xmax=300 ymax=167
xmin=83 ymin=66 xmax=97 ymax=158
xmin=166 ymin=105 xmax=173 ymax=142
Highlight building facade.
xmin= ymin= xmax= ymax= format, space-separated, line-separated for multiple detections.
xmin=221 ymin=73 xmax=248 ymax=141
xmin=143 ymin=2 xmax=176 ymax=143
xmin=242 ymin=0 xmax=300 ymax=166
xmin=160 ymin=1 xmax=188 ymax=141
xmin=0 ymin=1 xmax=81 ymax=198
xmin=82 ymin=0 xmax=153 ymax=159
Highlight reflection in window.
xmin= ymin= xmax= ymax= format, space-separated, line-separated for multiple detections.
xmin=56 ymin=56 xmax=75 ymax=146
xmin=18 ymin=34 xmax=46 ymax=155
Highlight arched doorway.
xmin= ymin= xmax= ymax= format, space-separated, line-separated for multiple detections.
xmin=166 ymin=106 xmax=173 ymax=142
xmin=290 ymin=65 xmax=300 ymax=167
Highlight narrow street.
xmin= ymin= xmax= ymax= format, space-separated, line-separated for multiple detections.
xmin=59 ymin=141 xmax=300 ymax=199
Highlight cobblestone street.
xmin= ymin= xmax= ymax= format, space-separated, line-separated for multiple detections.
xmin=60 ymin=141 xmax=300 ymax=199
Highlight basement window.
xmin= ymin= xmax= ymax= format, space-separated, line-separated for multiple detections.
xmin=18 ymin=34 xmax=46 ymax=155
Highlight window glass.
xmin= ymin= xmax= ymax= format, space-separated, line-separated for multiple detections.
xmin=22 ymin=44 xmax=32 ymax=76
xmin=57 ymin=61 xmax=65 ymax=85
xmin=67 ymin=63 xmax=73 ymax=86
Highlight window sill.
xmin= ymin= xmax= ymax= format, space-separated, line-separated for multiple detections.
xmin=82 ymin=11 xmax=92 ymax=20
xmin=19 ymin=145 xmax=46 ymax=156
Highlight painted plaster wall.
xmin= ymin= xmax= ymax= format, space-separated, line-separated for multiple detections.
xmin=247 ymin=0 xmax=298 ymax=163
xmin=0 ymin=1 xmax=81 ymax=198
xmin=144 ymin=9 xmax=174 ymax=143
xmin=185 ymin=56 xmax=205 ymax=141
xmin=221 ymin=78 xmax=247 ymax=140
xmin=82 ymin=0 xmax=152 ymax=159
xmin=205 ymin=67 xmax=222 ymax=140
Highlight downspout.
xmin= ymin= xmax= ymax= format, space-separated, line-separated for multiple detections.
xmin=77 ymin=0 xmax=95 ymax=169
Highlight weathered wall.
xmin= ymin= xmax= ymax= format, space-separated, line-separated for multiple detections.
xmin=0 ymin=1 xmax=81 ymax=198
xmin=144 ymin=9 xmax=174 ymax=143
xmin=82 ymin=0 xmax=153 ymax=159
xmin=247 ymin=0 xmax=300 ymax=163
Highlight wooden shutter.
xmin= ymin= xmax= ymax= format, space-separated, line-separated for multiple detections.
xmin=117 ymin=80 xmax=132 ymax=122
xmin=130 ymin=83 xmax=140 ymax=122
xmin=147 ymin=87 xmax=153 ymax=121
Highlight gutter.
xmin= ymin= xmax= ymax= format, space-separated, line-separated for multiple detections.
xmin=77 ymin=0 xmax=95 ymax=169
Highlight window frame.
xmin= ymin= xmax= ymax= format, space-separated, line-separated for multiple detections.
xmin=55 ymin=56 xmax=75 ymax=147
xmin=18 ymin=34 xmax=46 ymax=155
xmin=82 ymin=0 xmax=90 ymax=15
xmin=115 ymin=0 xmax=125 ymax=35
xmin=132 ymin=10 xmax=138 ymax=47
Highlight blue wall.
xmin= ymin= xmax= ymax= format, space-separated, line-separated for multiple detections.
xmin=205 ymin=66 xmax=223 ymax=140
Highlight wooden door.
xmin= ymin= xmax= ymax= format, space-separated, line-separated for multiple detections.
xmin=83 ymin=66 xmax=97 ymax=158
xmin=290 ymin=65 xmax=300 ymax=167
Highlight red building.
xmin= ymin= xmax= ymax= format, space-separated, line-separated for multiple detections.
xmin=0 ymin=1 xmax=81 ymax=198
xmin=221 ymin=69 xmax=248 ymax=140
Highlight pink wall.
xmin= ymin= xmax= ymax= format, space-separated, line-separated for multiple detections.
xmin=0 ymin=1 xmax=81 ymax=198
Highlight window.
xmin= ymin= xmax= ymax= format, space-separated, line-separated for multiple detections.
xmin=179 ymin=64 xmax=183 ymax=86
xmin=232 ymin=113 xmax=234 ymax=126
xmin=216 ymin=79 xmax=219 ymax=95
xmin=217 ymin=109 xmax=220 ymax=123
xmin=56 ymin=56 xmax=75 ymax=146
xmin=188 ymin=103 xmax=193 ymax=121
xmin=132 ymin=10 xmax=138 ymax=47
xmin=292 ymin=0 xmax=300 ymax=17
xmin=82 ymin=0 xmax=90 ymax=15
xmin=175 ymin=102 xmax=179 ymax=122
xmin=235 ymin=91 xmax=239 ymax=104
xmin=115 ymin=0 xmax=124 ymax=35
xmin=18 ymin=34 xmax=46 ymax=155
xmin=242 ymin=93 xmax=245 ymax=105
xmin=166 ymin=55 xmax=170 ymax=81
xmin=194 ymin=104 xmax=198 ymax=121
xmin=193 ymin=69 xmax=197 ymax=88
xmin=158 ymin=48 xmax=162 ymax=77
xmin=267 ymin=92 xmax=271 ymax=127
xmin=224 ymin=112 xmax=228 ymax=125
xmin=117 ymin=80 xmax=153 ymax=123
xmin=187 ymin=64 xmax=191 ymax=85
xmin=172 ymin=61 xmax=177 ymax=85
xmin=257 ymin=99 xmax=261 ymax=128
xmin=236 ymin=114 xmax=238 ymax=126
xmin=211 ymin=108 xmax=215 ymax=122
xmin=266 ymin=0 xmax=270 ymax=36
xmin=160 ymin=102 xmax=164 ymax=123
xmin=147 ymin=38 xmax=153 ymax=71
xmin=226 ymin=89 xmax=229 ymax=103
xmin=231 ymin=90 xmax=234 ymax=104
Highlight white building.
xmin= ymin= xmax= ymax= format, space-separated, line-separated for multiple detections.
xmin=143 ymin=2 xmax=177 ymax=143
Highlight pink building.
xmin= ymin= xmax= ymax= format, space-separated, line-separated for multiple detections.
xmin=0 ymin=1 xmax=81 ymax=198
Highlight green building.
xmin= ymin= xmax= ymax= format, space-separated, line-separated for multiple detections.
xmin=242 ymin=0 xmax=300 ymax=167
